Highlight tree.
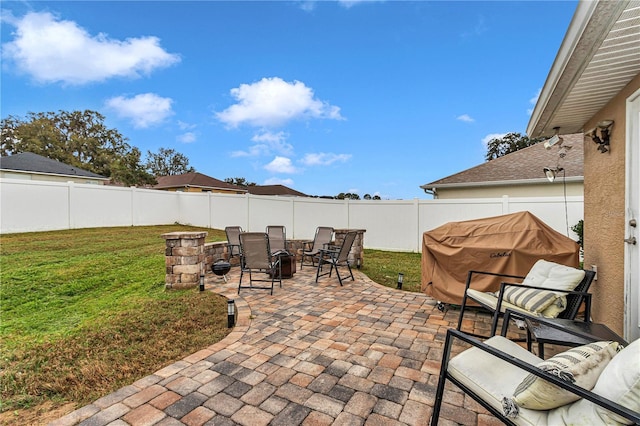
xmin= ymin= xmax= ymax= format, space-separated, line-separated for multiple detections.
xmin=224 ymin=177 xmax=256 ymax=188
xmin=145 ymin=148 xmax=194 ymax=176
xmin=485 ymin=132 xmax=544 ymax=161
xmin=336 ymin=192 xmax=360 ymax=200
xmin=363 ymin=194 xmax=381 ymax=200
xmin=1 ymin=110 xmax=155 ymax=185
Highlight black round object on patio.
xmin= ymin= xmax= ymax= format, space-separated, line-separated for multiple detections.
xmin=212 ymin=259 xmax=231 ymax=276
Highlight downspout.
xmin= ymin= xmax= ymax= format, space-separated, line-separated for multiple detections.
xmin=423 ymin=187 xmax=437 ymax=199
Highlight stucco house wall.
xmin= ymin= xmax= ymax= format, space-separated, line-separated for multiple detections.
xmin=0 ymin=170 xmax=105 ymax=185
xmin=435 ymin=182 xmax=583 ymax=199
xmin=583 ymin=73 xmax=640 ymax=334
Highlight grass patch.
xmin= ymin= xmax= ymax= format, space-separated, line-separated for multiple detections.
xmin=361 ymin=249 xmax=422 ymax=292
xmin=0 ymin=225 xmax=230 ymax=421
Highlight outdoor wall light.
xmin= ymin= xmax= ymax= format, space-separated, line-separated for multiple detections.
xmin=227 ymin=300 xmax=235 ymax=328
xmin=544 ymin=127 xmax=563 ymax=150
xmin=587 ymin=120 xmax=614 ymax=153
xmin=543 ymin=167 xmax=564 ymax=183
xmin=397 ymin=273 xmax=404 ymax=290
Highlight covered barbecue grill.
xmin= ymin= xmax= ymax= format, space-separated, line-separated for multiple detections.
xmin=421 ymin=211 xmax=580 ymax=307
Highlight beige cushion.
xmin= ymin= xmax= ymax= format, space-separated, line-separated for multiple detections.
xmin=448 ymin=335 xmax=549 ymax=426
xmin=547 ymin=338 xmax=640 ymax=425
xmin=504 ymin=341 xmax=620 ymax=414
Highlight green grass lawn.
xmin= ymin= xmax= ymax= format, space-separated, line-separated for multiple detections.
xmin=0 ymin=225 xmax=422 ymax=423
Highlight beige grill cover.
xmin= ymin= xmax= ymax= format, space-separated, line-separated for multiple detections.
xmin=421 ymin=211 xmax=580 ymax=305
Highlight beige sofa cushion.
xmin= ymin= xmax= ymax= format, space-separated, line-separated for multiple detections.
xmin=448 ymin=335 xmax=549 ymax=425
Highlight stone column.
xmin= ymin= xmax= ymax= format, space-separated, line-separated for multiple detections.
xmin=334 ymin=229 xmax=366 ymax=268
xmin=162 ymin=231 xmax=207 ymax=289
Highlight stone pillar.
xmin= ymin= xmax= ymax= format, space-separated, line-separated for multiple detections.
xmin=334 ymin=229 xmax=366 ymax=268
xmin=162 ymin=231 xmax=207 ymax=290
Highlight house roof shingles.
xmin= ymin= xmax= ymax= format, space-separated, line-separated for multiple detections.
xmin=0 ymin=152 xmax=108 ymax=179
xmin=247 ymin=184 xmax=308 ymax=197
xmin=421 ymin=133 xmax=584 ymax=189
xmin=153 ymin=172 xmax=247 ymax=192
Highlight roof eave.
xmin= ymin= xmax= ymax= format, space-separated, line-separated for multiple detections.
xmin=527 ymin=0 xmax=630 ymax=137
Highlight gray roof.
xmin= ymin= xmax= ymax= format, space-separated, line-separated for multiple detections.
xmin=421 ymin=133 xmax=584 ymax=189
xmin=0 ymin=152 xmax=108 ymax=179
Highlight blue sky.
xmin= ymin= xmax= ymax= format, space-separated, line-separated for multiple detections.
xmin=1 ymin=1 xmax=577 ymax=199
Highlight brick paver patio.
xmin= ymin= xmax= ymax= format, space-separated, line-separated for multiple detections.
xmin=50 ymin=265 xmax=506 ymax=426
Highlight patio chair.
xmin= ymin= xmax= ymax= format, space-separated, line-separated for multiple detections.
xmin=238 ymin=232 xmax=282 ymax=295
xmin=431 ymin=314 xmax=640 ymax=425
xmin=225 ymin=226 xmax=243 ymax=262
xmin=456 ymin=259 xmax=596 ymax=338
xmin=315 ymin=231 xmax=356 ymax=286
xmin=300 ymin=226 xmax=334 ymax=269
xmin=266 ymin=225 xmax=287 ymax=255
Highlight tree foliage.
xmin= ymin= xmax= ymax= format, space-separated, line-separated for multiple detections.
xmin=1 ymin=110 xmax=156 ymax=186
xmin=145 ymin=148 xmax=195 ymax=176
xmin=336 ymin=192 xmax=360 ymax=200
xmin=224 ymin=177 xmax=256 ymax=188
xmin=485 ymin=132 xmax=544 ymax=161
xmin=363 ymin=194 xmax=381 ymax=200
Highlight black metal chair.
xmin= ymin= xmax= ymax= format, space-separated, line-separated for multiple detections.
xmin=315 ymin=231 xmax=356 ymax=286
xmin=266 ymin=225 xmax=287 ymax=255
xmin=456 ymin=265 xmax=596 ymax=338
xmin=238 ymin=232 xmax=281 ymax=295
xmin=431 ymin=313 xmax=640 ymax=425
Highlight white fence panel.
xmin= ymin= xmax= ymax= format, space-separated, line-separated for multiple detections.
xmin=0 ymin=180 xmax=70 ymax=233
xmin=210 ymin=193 xmax=249 ymax=231
xmin=292 ymin=198 xmax=350 ymax=240
xmin=178 ymin=192 xmax=211 ymax=228
xmin=70 ymin=184 xmax=133 ymax=229
xmin=132 ymin=188 xmax=179 ymax=226
xmin=349 ymin=200 xmax=419 ymax=251
xmin=248 ymin=196 xmax=294 ymax=234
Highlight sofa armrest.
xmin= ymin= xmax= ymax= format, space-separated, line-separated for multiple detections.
xmin=442 ymin=328 xmax=640 ymax=424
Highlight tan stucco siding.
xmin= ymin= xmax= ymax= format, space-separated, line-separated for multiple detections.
xmin=583 ymin=73 xmax=640 ymax=336
xmin=0 ymin=171 xmax=105 ymax=185
xmin=434 ymin=182 xmax=583 ymax=199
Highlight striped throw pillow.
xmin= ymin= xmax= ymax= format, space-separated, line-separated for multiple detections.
xmin=502 ymin=341 xmax=621 ymax=416
xmin=501 ymin=286 xmax=559 ymax=314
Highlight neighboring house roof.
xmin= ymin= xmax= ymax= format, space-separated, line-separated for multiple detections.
xmin=153 ymin=172 xmax=247 ymax=192
xmin=528 ymin=1 xmax=640 ymax=137
xmin=421 ymin=133 xmax=584 ymax=190
xmin=0 ymin=152 xmax=108 ymax=180
xmin=247 ymin=184 xmax=308 ymax=197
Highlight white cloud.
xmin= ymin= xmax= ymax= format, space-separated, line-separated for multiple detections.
xmin=177 ymin=121 xmax=196 ymax=130
xmin=2 ymin=11 xmax=180 ymax=85
xmin=264 ymin=156 xmax=298 ymax=174
xmin=216 ymin=77 xmax=343 ymax=128
xmin=105 ymin=93 xmax=174 ymax=128
xmin=251 ymin=131 xmax=294 ymax=155
xmin=264 ymin=177 xmax=294 ymax=186
xmin=300 ymin=152 xmax=352 ymax=166
xmin=456 ymin=114 xmax=475 ymax=123
xmin=482 ymin=133 xmax=507 ymax=145
xmin=177 ymin=132 xmax=196 ymax=143
xmin=527 ymin=88 xmax=541 ymax=115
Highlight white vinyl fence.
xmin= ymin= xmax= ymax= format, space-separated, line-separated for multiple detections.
xmin=0 ymin=179 xmax=583 ymax=252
